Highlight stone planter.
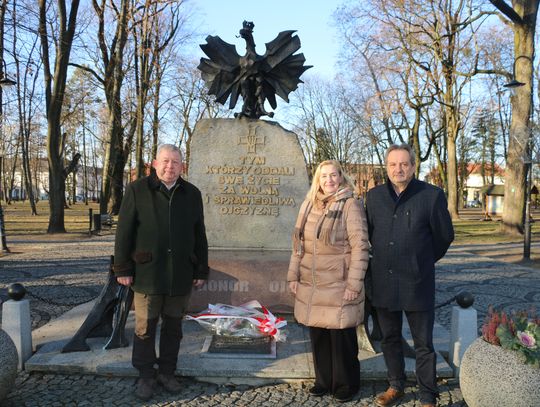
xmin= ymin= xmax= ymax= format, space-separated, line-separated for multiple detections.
xmin=0 ymin=329 xmax=18 ymax=401
xmin=460 ymin=337 xmax=540 ymax=407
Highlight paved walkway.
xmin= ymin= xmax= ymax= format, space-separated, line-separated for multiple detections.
xmin=1 ymin=235 xmax=539 ymax=406
xmin=4 ymin=372 xmax=463 ymax=406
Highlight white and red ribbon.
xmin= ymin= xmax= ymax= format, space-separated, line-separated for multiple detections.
xmin=186 ymin=300 xmax=287 ymax=341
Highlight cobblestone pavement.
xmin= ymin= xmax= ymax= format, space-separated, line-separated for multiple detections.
xmin=0 ymin=235 xmax=111 ymax=329
xmin=434 ymin=247 xmax=540 ymax=330
xmin=2 ymin=235 xmax=539 ymax=406
xmin=4 ymin=372 xmax=464 ymax=406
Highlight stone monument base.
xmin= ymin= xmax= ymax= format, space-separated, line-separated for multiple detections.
xmin=189 ymin=249 xmax=293 ymax=314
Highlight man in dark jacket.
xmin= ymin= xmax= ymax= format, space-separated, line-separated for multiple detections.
xmin=114 ymin=144 xmax=208 ymax=401
xmin=366 ymin=144 xmax=454 ymax=407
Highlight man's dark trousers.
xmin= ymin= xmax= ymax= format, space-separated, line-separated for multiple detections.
xmin=376 ymin=307 xmax=438 ymax=404
xmin=132 ymin=293 xmax=190 ymax=378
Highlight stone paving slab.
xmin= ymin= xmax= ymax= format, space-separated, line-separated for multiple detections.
xmin=25 ymin=299 xmax=452 ymax=384
xmin=26 ymin=301 xmax=314 ymax=382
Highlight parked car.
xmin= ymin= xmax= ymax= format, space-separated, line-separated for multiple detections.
xmin=466 ymin=199 xmax=481 ymax=208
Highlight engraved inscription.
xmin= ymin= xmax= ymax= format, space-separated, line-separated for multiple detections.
xmin=205 ymin=141 xmax=297 ymax=218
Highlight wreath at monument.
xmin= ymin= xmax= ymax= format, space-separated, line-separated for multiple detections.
xmin=186 ymin=300 xmax=287 ymax=342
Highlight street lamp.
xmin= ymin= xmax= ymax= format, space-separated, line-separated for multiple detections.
xmin=503 ymin=58 xmax=526 ymax=90
xmin=0 ymin=58 xmax=16 ymax=254
xmin=0 ymin=58 xmax=15 ymax=87
xmin=503 ymin=58 xmax=532 ymax=260
xmin=524 ymin=152 xmax=533 ymax=260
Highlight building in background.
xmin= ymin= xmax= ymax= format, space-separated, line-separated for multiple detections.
xmin=2 ymin=157 xmax=102 ymax=202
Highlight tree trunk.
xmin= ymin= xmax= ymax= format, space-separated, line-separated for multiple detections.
xmin=501 ymin=0 xmax=538 ymax=235
xmin=46 ymin=112 xmax=66 ymax=232
xmin=21 ymin=142 xmax=37 ymax=215
xmin=6 ymin=147 xmax=18 ymax=204
xmin=101 ymin=109 xmax=126 ymax=215
xmin=99 ymin=132 xmax=113 ymax=213
xmin=96 ymin=0 xmax=129 ymax=215
xmin=39 ymin=0 xmax=81 ymax=233
xmin=411 ymin=108 xmax=421 ymax=176
xmin=109 ymin=145 xmax=127 ymax=214
xmin=134 ymin=97 xmax=146 ymax=179
xmin=445 ymin=77 xmax=460 ymax=219
xmin=447 ymin=133 xmax=459 ymax=218
xmin=47 ymin=158 xmax=66 ymax=232
xmin=151 ymin=68 xmax=161 ymax=160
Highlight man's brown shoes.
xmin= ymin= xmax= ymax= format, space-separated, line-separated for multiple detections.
xmin=374 ymin=387 xmax=405 ymax=406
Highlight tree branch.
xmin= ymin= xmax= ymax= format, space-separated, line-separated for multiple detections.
xmin=488 ymin=0 xmax=523 ymax=24
xmin=68 ymin=62 xmax=105 ymax=85
xmin=62 ymin=153 xmax=81 ymax=179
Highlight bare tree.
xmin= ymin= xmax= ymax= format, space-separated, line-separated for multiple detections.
xmin=132 ymin=0 xmax=183 ymax=178
xmin=172 ymin=60 xmax=231 ymax=173
xmin=290 ymin=76 xmax=367 ymax=173
xmin=489 ymin=0 xmax=540 ymax=235
xmin=38 ymin=0 xmax=81 ymax=233
xmin=13 ymin=0 xmax=42 ymax=215
xmin=335 ymin=0 xmax=499 ymax=220
xmin=74 ymin=0 xmax=196 ymax=214
xmin=63 ymin=68 xmax=105 ymax=205
xmin=71 ymin=0 xmax=132 ymax=214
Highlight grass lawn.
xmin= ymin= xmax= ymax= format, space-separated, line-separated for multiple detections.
xmin=3 ymin=201 xmax=540 ymax=268
xmin=2 ymin=201 xmax=539 ymax=245
xmin=2 ymin=200 xmax=102 ymax=235
xmin=452 ymin=217 xmax=540 ymax=245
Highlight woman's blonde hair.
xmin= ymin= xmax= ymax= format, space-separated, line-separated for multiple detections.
xmin=306 ymin=160 xmax=354 ymax=205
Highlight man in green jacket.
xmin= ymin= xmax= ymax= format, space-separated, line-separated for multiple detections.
xmin=114 ymin=144 xmax=209 ymax=401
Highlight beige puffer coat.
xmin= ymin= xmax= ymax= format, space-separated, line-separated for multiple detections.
xmin=287 ymin=197 xmax=369 ymax=329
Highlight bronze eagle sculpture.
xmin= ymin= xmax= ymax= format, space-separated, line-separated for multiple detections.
xmin=198 ymin=21 xmax=312 ymax=119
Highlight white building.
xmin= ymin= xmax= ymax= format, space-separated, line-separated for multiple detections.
xmin=3 ymin=158 xmax=102 ymax=202
xmin=462 ymin=163 xmax=505 ymax=209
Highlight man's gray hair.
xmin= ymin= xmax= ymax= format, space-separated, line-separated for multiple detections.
xmin=156 ymin=144 xmax=183 ymax=159
xmin=385 ymin=143 xmax=415 ymax=166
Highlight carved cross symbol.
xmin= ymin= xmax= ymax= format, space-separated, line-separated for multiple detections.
xmin=238 ymin=127 xmax=265 ymax=154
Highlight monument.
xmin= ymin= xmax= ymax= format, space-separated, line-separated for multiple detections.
xmin=60 ymin=23 xmax=311 ymax=352
xmin=190 ymin=22 xmax=311 ymax=312
xmin=198 ymin=20 xmax=311 ymax=119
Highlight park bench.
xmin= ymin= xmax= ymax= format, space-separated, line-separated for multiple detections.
xmin=89 ymin=211 xmax=116 ymax=233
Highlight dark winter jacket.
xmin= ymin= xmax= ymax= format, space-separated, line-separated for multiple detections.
xmin=365 ymin=178 xmax=454 ymax=311
xmin=113 ymin=173 xmax=209 ymax=296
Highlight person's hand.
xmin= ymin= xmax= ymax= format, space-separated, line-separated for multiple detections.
xmin=117 ymin=276 xmax=133 ymax=286
xmin=289 ymin=281 xmax=298 ymax=295
xmin=193 ymin=279 xmax=205 ymax=288
xmin=343 ymin=288 xmax=358 ymax=301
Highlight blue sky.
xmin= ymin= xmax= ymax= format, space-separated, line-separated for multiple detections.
xmin=193 ymin=0 xmax=342 ymax=80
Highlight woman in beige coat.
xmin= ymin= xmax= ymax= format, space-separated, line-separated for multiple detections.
xmin=288 ymin=160 xmax=369 ymax=403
